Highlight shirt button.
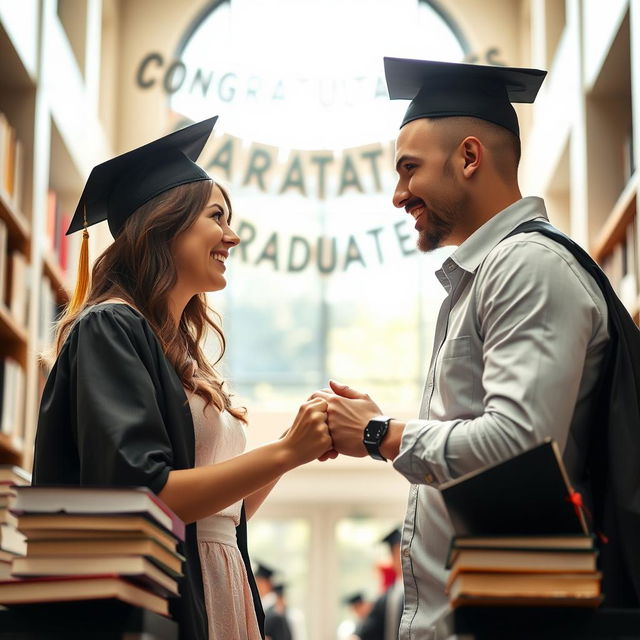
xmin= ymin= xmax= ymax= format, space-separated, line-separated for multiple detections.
xmin=424 ymin=473 xmax=435 ymax=484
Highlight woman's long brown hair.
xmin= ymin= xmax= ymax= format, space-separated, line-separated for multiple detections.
xmin=54 ymin=179 xmax=246 ymax=421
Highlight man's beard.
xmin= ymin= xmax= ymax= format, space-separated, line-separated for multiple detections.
xmin=417 ymin=159 xmax=465 ymax=252
xmin=417 ymin=205 xmax=460 ymax=252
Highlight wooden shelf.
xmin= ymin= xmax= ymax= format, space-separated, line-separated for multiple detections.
xmin=0 ymin=432 xmax=23 ymax=466
xmin=0 ymin=187 xmax=30 ymax=254
xmin=0 ymin=302 xmax=28 ymax=346
xmin=42 ymin=251 xmax=70 ymax=304
xmin=591 ymin=172 xmax=639 ymax=262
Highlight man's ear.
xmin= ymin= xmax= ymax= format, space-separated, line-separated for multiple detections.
xmin=461 ymin=136 xmax=482 ymax=178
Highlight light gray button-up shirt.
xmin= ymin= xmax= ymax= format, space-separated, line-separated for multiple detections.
xmin=392 ymin=197 xmax=609 ymax=639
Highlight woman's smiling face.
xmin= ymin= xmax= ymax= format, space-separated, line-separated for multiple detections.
xmin=172 ymin=183 xmax=240 ymax=294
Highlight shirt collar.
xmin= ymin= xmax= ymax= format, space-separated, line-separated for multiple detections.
xmin=450 ymin=196 xmax=549 ymax=274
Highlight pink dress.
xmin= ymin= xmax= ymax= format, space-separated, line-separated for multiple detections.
xmin=188 ymin=392 xmax=262 ymax=640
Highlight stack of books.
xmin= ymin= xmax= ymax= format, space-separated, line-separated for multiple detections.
xmin=441 ymin=440 xmax=602 ymax=608
xmin=0 ymin=486 xmax=185 ymax=619
xmin=0 ymin=465 xmax=29 ymax=578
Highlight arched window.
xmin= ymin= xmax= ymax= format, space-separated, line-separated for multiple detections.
xmin=169 ymin=0 xmax=467 ymax=413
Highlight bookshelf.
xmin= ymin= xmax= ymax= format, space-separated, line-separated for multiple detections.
xmin=0 ymin=1 xmax=111 ymax=470
xmin=522 ymin=0 xmax=640 ymax=326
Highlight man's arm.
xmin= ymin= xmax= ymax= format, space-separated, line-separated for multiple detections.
xmin=318 ymin=239 xmax=607 ymax=486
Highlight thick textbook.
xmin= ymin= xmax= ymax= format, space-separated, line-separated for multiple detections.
xmin=12 ymin=553 xmax=183 ymax=587
xmin=17 ymin=513 xmax=179 ymax=549
xmin=25 ymin=535 xmax=184 ymax=574
xmin=448 ymin=571 xmax=603 ymax=608
xmin=12 ymin=486 xmax=184 ymax=540
xmin=440 ymin=439 xmax=588 ymax=537
xmin=0 ymin=574 xmax=169 ymax=616
xmin=447 ymin=547 xmax=597 ymax=574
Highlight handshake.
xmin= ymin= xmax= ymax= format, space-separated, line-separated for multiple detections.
xmin=280 ymin=380 xmax=388 ymax=467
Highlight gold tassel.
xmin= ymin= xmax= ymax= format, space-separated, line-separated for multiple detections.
xmin=67 ymin=206 xmax=90 ymax=314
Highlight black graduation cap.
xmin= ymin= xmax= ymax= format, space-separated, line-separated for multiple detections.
xmin=255 ymin=562 xmax=275 ymax=580
xmin=381 ymin=527 xmax=401 ymax=548
xmin=66 ymin=116 xmax=218 ymax=238
xmin=384 ymin=57 xmax=547 ymax=137
xmin=343 ymin=592 xmax=365 ymax=606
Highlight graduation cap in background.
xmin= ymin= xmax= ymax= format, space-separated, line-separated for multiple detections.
xmin=343 ymin=592 xmax=365 ymax=606
xmin=384 ymin=57 xmax=547 ymax=137
xmin=64 ymin=116 xmax=218 ymax=315
xmin=381 ymin=527 xmax=402 ymax=548
xmin=255 ymin=562 xmax=276 ymax=581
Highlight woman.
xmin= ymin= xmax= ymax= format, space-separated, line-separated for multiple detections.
xmin=32 ymin=117 xmax=333 ymax=639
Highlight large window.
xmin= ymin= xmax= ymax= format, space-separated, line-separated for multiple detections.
xmin=172 ymin=0 xmax=465 ymax=412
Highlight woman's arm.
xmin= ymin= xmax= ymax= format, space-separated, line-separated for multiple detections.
xmin=244 ymin=478 xmax=281 ymax=520
xmin=159 ymin=398 xmax=330 ymax=523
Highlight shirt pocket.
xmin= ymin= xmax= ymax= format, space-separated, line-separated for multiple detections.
xmin=435 ymin=336 xmax=476 ymax=418
xmin=440 ymin=336 xmax=472 ymax=360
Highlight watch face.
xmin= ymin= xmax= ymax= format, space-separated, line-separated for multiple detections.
xmin=369 ymin=424 xmax=384 ymax=439
xmin=365 ymin=423 xmax=384 ymax=440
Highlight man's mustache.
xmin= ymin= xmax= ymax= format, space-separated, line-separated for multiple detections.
xmin=405 ymin=197 xmax=426 ymax=214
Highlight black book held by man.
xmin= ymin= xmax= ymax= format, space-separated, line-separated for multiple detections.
xmin=440 ymin=439 xmax=588 ymax=537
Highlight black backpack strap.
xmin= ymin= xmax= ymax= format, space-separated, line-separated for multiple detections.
xmin=505 ymin=219 xmax=607 ymax=286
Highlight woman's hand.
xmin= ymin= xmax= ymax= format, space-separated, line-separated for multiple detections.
xmin=281 ymin=397 xmax=333 ymax=466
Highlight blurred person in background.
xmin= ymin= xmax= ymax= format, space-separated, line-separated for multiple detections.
xmin=357 ymin=528 xmax=403 ymax=640
xmin=255 ymin=563 xmax=292 ymax=640
xmin=338 ymin=592 xmax=372 ymax=640
xmin=274 ymin=583 xmax=307 ymax=640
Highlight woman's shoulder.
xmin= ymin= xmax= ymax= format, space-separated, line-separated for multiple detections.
xmin=78 ymin=300 xmax=144 ymax=322
xmin=69 ymin=301 xmax=151 ymax=342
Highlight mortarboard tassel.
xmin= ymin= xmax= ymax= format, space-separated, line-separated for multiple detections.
xmin=67 ymin=205 xmax=90 ymax=315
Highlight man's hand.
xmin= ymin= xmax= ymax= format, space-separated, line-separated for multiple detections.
xmin=310 ymin=380 xmax=383 ymax=458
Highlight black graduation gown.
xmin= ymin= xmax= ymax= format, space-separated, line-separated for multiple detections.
xmin=263 ymin=604 xmax=292 ymax=640
xmin=356 ymin=585 xmax=402 ymax=640
xmin=32 ymin=303 xmax=265 ymax=639
xmin=356 ymin=591 xmax=386 ymax=640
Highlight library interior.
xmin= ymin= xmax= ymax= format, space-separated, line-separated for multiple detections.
xmin=0 ymin=1 xmax=639 ymax=639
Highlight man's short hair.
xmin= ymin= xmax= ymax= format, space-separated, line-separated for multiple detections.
xmin=431 ymin=116 xmax=521 ymax=181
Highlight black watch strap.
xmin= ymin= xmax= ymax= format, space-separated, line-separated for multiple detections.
xmin=363 ymin=415 xmax=392 ymax=461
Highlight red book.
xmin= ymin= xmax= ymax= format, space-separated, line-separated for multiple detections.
xmin=46 ymin=190 xmax=57 ymax=253
xmin=58 ymin=212 xmax=70 ymax=273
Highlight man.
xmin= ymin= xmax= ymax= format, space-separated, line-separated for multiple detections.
xmin=273 ymin=583 xmax=307 ymax=640
xmin=341 ymin=592 xmax=372 ymax=639
xmin=255 ymin=563 xmax=292 ymax=640
xmin=357 ymin=528 xmax=404 ymax=640
xmin=313 ymin=58 xmax=613 ymax=638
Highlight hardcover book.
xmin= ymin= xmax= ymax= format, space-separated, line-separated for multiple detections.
xmin=17 ymin=514 xmax=178 ymax=550
xmin=0 ymin=574 xmax=169 ymax=616
xmin=12 ymin=486 xmax=184 ymax=540
xmin=440 ymin=439 xmax=588 ymax=537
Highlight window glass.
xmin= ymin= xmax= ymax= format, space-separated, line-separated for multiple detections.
xmin=173 ymin=0 xmax=465 ymax=409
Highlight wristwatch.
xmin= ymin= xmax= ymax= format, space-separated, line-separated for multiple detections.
xmin=363 ymin=415 xmax=393 ymax=461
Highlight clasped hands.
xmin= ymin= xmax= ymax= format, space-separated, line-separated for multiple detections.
xmin=288 ymin=380 xmax=383 ymax=463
